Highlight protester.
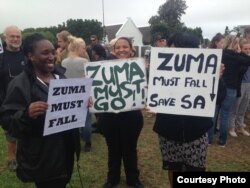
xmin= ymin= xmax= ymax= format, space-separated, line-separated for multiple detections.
xmin=98 ymin=37 xmax=144 ymax=188
xmin=207 ymin=33 xmax=226 ymax=137
xmin=106 ymin=38 xmax=117 ymax=60
xmin=229 ymin=38 xmax=250 ymax=137
xmin=153 ymin=34 xmax=167 ymax=47
xmin=0 ymin=25 xmax=27 ymax=171
xmin=61 ymin=35 xmax=93 ymax=152
xmin=208 ymin=35 xmax=250 ymax=146
xmin=209 ymin=32 xmax=225 ymax=49
xmin=0 ymin=33 xmax=80 ymax=188
xmin=56 ymin=30 xmax=71 ymax=65
xmin=152 ymin=32 xmax=213 ymax=188
xmin=91 ymin=44 xmax=107 ymax=61
xmin=87 ymin=34 xmax=100 ymax=61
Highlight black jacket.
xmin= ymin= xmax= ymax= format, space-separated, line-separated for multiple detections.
xmin=222 ymin=49 xmax=250 ymax=91
xmin=0 ymin=47 xmax=27 ymax=105
xmin=0 ymin=64 xmax=80 ymax=183
xmin=153 ymin=113 xmax=212 ymax=142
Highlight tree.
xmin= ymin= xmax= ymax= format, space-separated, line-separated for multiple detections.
xmin=22 ymin=19 xmax=103 ymax=45
xmin=66 ymin=19 xmax=103 ymax=44
xmin=149 ymin=0 xmax=187 ymax=41
xmin=156 ymin=0 xmax=187 ymax=23
xmin=22 ymin=30 xmax=56 ymax=44
xmin=232 ymin=26 xmax=241 ymax=37
xmin=149 ymin=0 xmax=203 ymax=44
xmin=224 ymin=26 xmax=230 ymax=36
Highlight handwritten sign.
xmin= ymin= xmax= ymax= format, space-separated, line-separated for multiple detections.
xmin=85 ymin=58 xmax=147 ymax=113
xmin=147 ymin=47 xmax=222 ymax=117
xmin=44 ymin=78 xmax=93 ymax=136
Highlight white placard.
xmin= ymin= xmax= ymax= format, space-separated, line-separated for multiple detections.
xmin=44 ymin=78 xmax=93 ymax=136
xmin=147 ymin=47 xmax=222 ymax=117
xmin=85 ymin=58 xmax=147 ymax=113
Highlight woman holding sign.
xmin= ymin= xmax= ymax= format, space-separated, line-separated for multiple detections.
xmin=98 ymin=37 xmax=144 ymax=188
xmin=152 ymin=33 xmax=214 ymax=188
xmin=0 ymin=33 xmax=80 ymax=188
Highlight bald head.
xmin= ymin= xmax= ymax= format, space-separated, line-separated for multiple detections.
xmin=4 ymin=25 xmax=22 ymax=51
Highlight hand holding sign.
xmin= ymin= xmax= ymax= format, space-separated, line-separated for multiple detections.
xmin=28 ymin=101 xmax=48 ymax=119
xmin=85 ymin=58 xmax=147 ymax=113
xmin=44 ymin=78 xmax=93 ymax=136
xmin=147 ymin=47 xmax=222 ymax=117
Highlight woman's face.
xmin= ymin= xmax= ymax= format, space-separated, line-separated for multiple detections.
xmin=114 ymin=39 xmax=132 ymax=59
xmin=241 ymin=43 xmax=250 ymax=56
xmin=57 ymin=37 xmax=68 ymax=50
xmin=29 ymin=40 xmax=56 ymax=75
xmin=215 ymin=38 xmax=224 ymax=49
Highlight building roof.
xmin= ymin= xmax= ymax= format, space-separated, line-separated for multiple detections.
xmin=139 ymin=26 xmax=151 ymax=44
xmin=104 ymin=24 xmax=122 ymax=41
xmin=105 ymin=24 xmax=151 ymax=45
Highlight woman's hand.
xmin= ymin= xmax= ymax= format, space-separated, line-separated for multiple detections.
xmin=220 ymin=63 xmax=225 ymax=78
xmin=28 ymin=101 xmax=48 ymax=119
xmin=87 ymin=97 xmax=93 ymax=108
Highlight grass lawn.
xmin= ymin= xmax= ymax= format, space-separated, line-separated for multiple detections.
xmin=0 ymin=112 xmax=250 ymax=188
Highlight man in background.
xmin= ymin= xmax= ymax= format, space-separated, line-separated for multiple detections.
xmin=0 ymin=25 xmax=26 ymax=171
xmin=153 ymin=34 xmax=167 ymax=47
xmin=87 ymin=34 xmax=100 ymax=61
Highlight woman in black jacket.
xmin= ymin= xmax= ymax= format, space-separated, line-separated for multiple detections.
xmin=0 ymin=33 xmax=80 ymax=188
xmin=99 ymin=37 xmax=144 ymax=188
xmin=153 ymin=33 xmax=213 ymax=188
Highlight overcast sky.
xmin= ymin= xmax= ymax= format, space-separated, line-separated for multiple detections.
xmin=0 ymin=0 xmax=249 ymax=40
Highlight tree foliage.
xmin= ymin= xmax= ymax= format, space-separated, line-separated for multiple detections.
xmin=224 ymin=26 xmax=230 ymax=36
xmin=66 ymin=19 xmax=103 ymax=43
xmin=156 ymin=0 xmax=187 ymax=23
xmin=224 ymin=26 xmax=241 ymax=37
xmin=21 ymin=19 xmax=103 ymax=45
xmin=149 ymin=0 xmax=203 ymax=44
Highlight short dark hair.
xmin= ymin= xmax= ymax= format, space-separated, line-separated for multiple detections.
xmin=23 ymin=33 xmax=46 ymax=56
xmin=90 ymin=35 xmax=98 ymax=40
xmin=168 ymin=32 xmax=199 ymax=48
xmin=92 ymin=44 xmax=107 ymax=58
xmin=210 ymin=33 xmax=224 ymax=49
xmin=154 ymin=34 xmax=165 ymax=42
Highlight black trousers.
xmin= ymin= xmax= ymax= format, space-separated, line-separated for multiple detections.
xmin=35 ymin=178 xmax=67 ymax=188
xmin=101 ymin=112 xmax=143 ymax=185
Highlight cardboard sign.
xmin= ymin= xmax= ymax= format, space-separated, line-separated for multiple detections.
xmin=147 ymin=47 xmax=222 ymax=117
xmin=85 ymin=58 xmax=147 ymax=113
xmin=44 ymin=78 xmax=92 ymax=136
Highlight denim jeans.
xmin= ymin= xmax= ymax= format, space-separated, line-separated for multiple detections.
xmin=229 ymin=83 xmax=250 ymax=129
xmin=208 ymin=105 xmax=220 ymax=143
xmin=219 ymin=88 xmax=237 ymax=145
xmin=81 ymin=110 xmax=92 ymax=144
xmin=208 ymin=88 xmax=236 ymax=145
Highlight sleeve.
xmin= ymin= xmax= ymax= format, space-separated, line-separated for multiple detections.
xmin=0 ymin=78 xmax=37 ymax=138
xmin=222 ymin=49 xmax=250 ymax=66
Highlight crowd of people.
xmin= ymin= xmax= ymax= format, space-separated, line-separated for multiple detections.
xmin=0 ymin=24 xmax=250 ymax=188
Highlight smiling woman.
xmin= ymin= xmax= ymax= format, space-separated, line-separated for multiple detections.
xmin=0 ymin=33 xmax=80 ymax=188
xmin=98 ymin=37 xmax=145 ymax=188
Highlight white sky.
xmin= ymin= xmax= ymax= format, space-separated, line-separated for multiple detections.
xmin=0 ymin=0 xmax=249 ymax=40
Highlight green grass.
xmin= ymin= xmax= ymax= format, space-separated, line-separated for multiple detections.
xmin=0 ymin=113 xmax=250 ymax=188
